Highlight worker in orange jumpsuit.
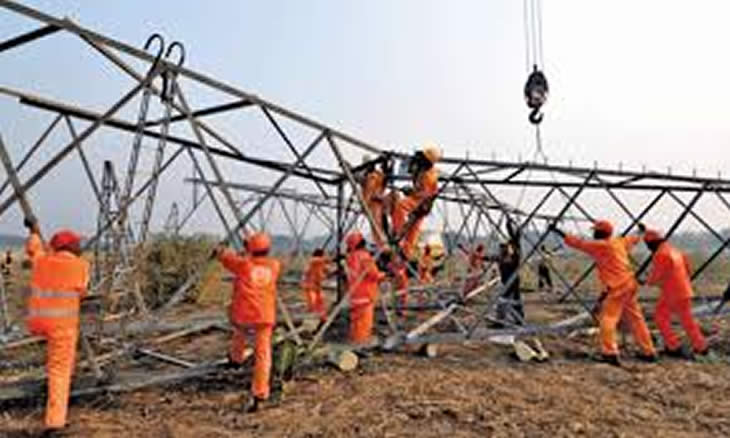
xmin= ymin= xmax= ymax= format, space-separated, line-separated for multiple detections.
xmin=392 ymin=146 xmax=441 ymax=259
xmin=24 ymin=217 xmax=45 ymax=266
xmin=345 ymin=231 xmax=384 ymax=344
xmin=552 ymin=220 xmax=657 ymax=365
xmin=27 ymin=229 xmax=90 ymax=432
xmin=643 ymin=229 xmax=709 ymax=358
xmin=216 ymin=232 xmax=281 ymax=412
xmin=301 ymin=248 xmax=331 ymax=323
xmin=360 ymin=156 xmax=388 ymax=248
xmin=463 ymin=243 xmax=487 ymax=295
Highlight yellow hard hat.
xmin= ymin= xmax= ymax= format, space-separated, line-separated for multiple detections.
xmin=423 ymin=145 xmax=442 ymax=164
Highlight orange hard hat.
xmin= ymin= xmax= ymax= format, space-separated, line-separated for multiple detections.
xmin=644 ymin=229 xmax=664 ymax=243
xmin=247 ymin=232 xmax=271 ymax=252
xmin=345 ymin=231 xmax=364 ymax=251
xmin=591 ymin=220 xmax=614 ymax=236
xmin=49 ymin=229 xmax=82 ymax=252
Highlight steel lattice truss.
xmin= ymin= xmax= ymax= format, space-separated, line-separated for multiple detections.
xmin=1 ymin=1 xmax=730 ymax=397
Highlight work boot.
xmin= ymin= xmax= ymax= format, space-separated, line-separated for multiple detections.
xmin=636 ymin=353 xmax=658 ymax=363
xmin=661 ymin=347 xmax=686 ymax=359
xmin=224 ymin=354 xmax=244 ymax=370
xmin=594 ymin=354 xmax=620 ymax=367
xmin=40 ymin=427 xmax=68 ymax=437
xmin=244 ymin=396 xmax=266 ymax=413
xmin=693 ymin=348 xmax=718 ymax=364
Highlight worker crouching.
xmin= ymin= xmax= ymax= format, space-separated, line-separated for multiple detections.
xmin=392 ymin=146 xmax=441 ymax=259
xmin=552 ymin=220 xmax=656 ymax=365
xmin=216 ymin=232 xmax=281 ymax=412
xmin=27 ymin=229 xmax=90 ymax=432
xmin=643 ymin=229 xmax=709 ymax=358
xmin=345 ymin=231 xmax=384 ymax=344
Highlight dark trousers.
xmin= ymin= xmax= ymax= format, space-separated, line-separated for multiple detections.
xmin=538 ymin=264 xmax=552 ymax=289
xmin=496 ymin=279 xmax=524 ymax=326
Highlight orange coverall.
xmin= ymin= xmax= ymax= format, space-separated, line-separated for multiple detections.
xmin=27 ymin=251 xmax=90 ymax=429
xmin=26 ymin=233 xmax=45 ymax=265
xmin=301 ymin=255 xmax=329 ymax=322
xmin=347 ymin=248 xmax=384 ymax=343
xmin=219 ymin=250 xmax=281 ymax=400
xmin=388 ymin=256 xmax=409 ymax=317
xmin=362 ymin=168 xmax=387 ymax=248
xmin=647 ymin=242 xmax=707 ymax=353
xmin=392 ymin=167 xmax=439 ymax=259
xmin=565 ymin=234 xmax=656 ymax=357
xmin=464 ymin=247 xmax=486 ymax=294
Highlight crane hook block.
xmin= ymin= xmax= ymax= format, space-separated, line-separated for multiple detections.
xmin=524 ymin=65 xmax=549 ymax=125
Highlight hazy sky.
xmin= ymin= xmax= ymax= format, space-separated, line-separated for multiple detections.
xmin=2 ymin=1 xmax=730 ymax=238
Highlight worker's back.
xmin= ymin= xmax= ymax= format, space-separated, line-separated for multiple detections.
xmin=222 ymin=253 xmax=281 ymax=326
xmin=648 ymin=242 xmax=693 ymax=299
xmin=566 ymin=235 xmax=638 ymax=290
xmin=346 ymin=249 xmax=382 ymax=301
xmin=27 ymin=251 xmax=89 ymax=332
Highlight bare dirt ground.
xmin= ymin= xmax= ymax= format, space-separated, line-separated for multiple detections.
xmin=2 ymin=330 xmax=730 ymax=438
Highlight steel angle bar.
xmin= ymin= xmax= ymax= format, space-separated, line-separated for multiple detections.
xmin=635 ymin=187 xmax=706 ymax=278
xmin=171 ymin=81 xmax=237 ymax=241
xmin=0 ymin=114 xmax=61 ymax=199
xmin=0 ymin=23 xmax=60 ymax=52
xmin=667 ymin=191 xmax=725 ymax=243
xmin=145 ymin=100 xmax=253 ymax=126
xmin=261 ymin=106 xmax=330 ymax=199
xmin=688 ymin=190 xmax=730 ymax=280
xmin=175 ymin=190 xmax=209 ymax=234
xmin=0 ymin=81 xmax=149 ymax=218
xmin=63 ymin=116 xmax=102 ymax=204
xmin=84 ymin=146 xmax=186 ymax=250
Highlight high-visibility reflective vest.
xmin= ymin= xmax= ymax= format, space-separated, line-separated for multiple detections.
xmin=27 ymin=251 xmax=90 ymax=327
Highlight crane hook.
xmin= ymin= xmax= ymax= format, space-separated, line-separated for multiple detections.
xmin=524 ymin=64 xmax=549 ymax=125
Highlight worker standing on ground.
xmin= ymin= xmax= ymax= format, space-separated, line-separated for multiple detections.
xmin=215 ymin=232 xmax=281 ymax=412
xmin=26 ymin=229 xmax=89 ymax=432
xmin=392 ymin=146 xmax=441 ymax=259
xmin=537 ymin=245 xmax=554 ymax=293
xmin=345 ymin=231 xmax=384 ymax=344
xmin=360 ymin=155 xmax=388 ymax=248
xmin=463 ymin=243 xmax=487 ymax=295
xmin=301 ymin=248 xmax=331 ymax=323
xmin=24 ymin=217 xmax=45 ymax=267
xmin=643 ymin=228 xmax=709 ymax=358
xmin=551 ymin=220 xmax=657 ymax=365
xmin=495 ymin=219 xmax=524 ymax=327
